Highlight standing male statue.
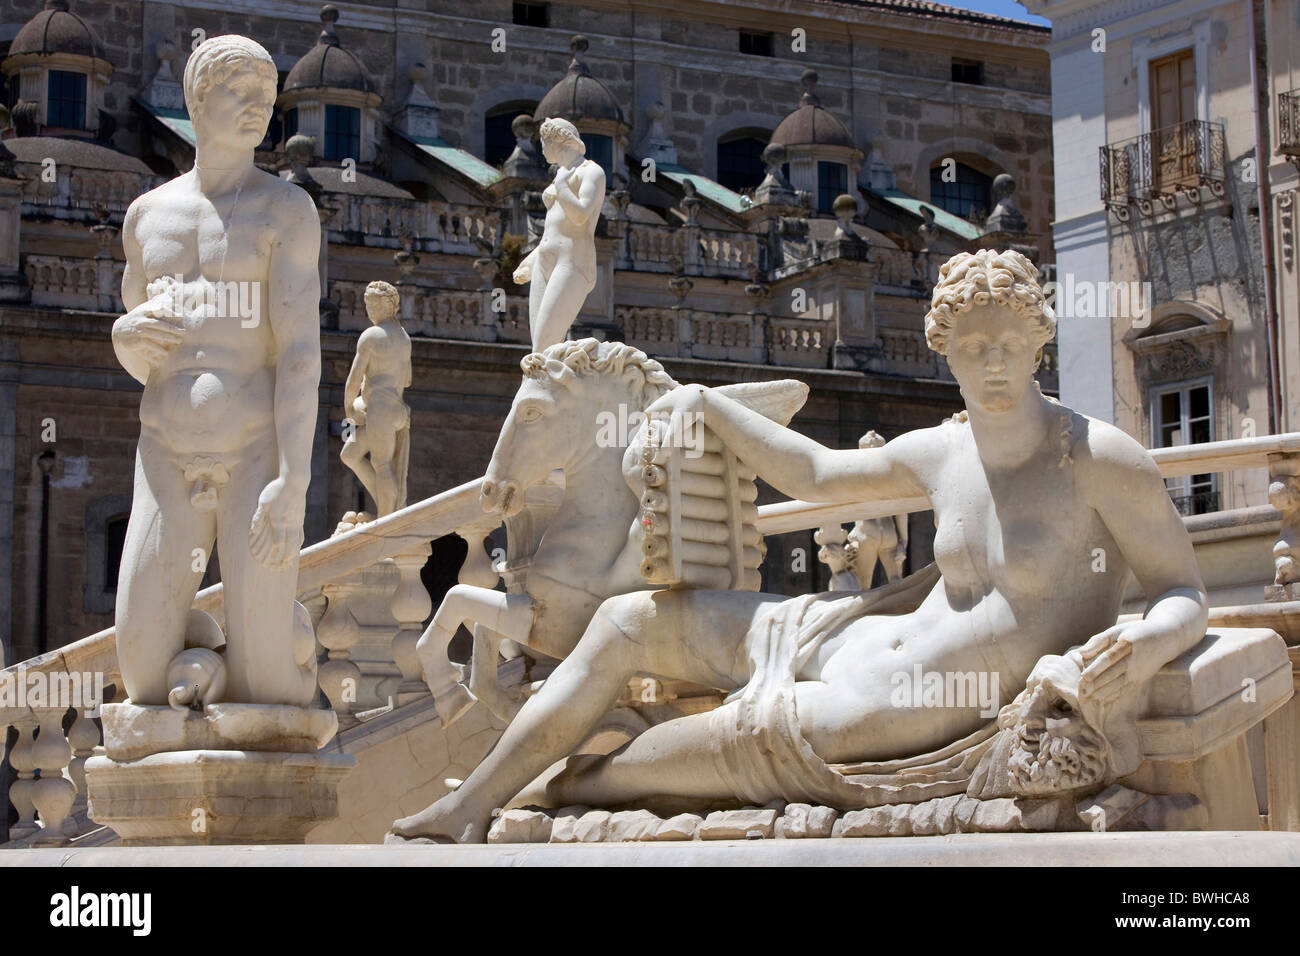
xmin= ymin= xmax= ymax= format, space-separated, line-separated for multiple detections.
xmin=111 ymin=35 xmax=321 ymax=708
xmin=340 ymin=280 xmax=412 ymax=517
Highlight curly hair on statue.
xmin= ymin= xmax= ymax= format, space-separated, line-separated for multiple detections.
xmin=924 ymin=249 xmax=1056 ymax=358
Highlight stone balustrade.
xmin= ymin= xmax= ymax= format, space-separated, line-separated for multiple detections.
xmin=19 ymin=165 xmax=158 ymax=216
xmin=326 ymin=196 xmax=497 ymax=252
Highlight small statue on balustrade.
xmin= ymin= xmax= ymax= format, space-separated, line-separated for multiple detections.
xmin=340 ymin=280 xmax=412 ymax=519
xmin=511 ymin=117 xmax=605 ymax=352
xmin=817 ymin=430 xmax=909 ymax=590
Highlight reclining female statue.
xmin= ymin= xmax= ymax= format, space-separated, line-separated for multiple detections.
xmin=391 ymin=248 xmax=1209 ymax=843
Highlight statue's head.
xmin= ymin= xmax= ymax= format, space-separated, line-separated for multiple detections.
xmin=480 ymin=339 xmax=678 ymax=517
xmin=183 ymin=35 xmax=278 ymax=149
xmin=1003 ymin=655 xmax=1111 ymax=797
xmin=538 ymin=117 xmax=585 ymax=167
xmin=924 ymin=249 xmax=1055 ymax=413
xmin=364 ymin=280 xmax=400 ymax=323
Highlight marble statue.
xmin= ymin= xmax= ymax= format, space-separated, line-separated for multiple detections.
xmin=511 ymin=118 xmax=606 ymax=352
xmin=391 ymin=248 xmax=1214 ymax=843
xmin=817 ymin=430 xmax=909 ymax=590
xmin=340 ymin=280 xmax=412 ymax=517
xmin=415 ymin=337 xmax=802 ymax=726
xmin=111 ymin=35 xmax=321 ymax=708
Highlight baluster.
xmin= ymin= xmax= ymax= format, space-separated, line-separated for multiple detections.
xmin=389 ymin=539 xmax=434 ymax=706
xmin=30 ymin=707 xmax=74 ymax=844
xmin=66 ymin=706 xmax=100 ymax=810
xmin=8 ymin=713 xmax=38 ymax=838
xmin=317 ymin=581 xmax=362 ymax=725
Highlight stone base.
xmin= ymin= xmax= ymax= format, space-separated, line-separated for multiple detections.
xmin=100 ymin=702 xmax=338 ymax=761
xmin=85 ymin=750 xmax=357 ymax=846
xmin=1265 ymin=582 xmax=1300 ymax=602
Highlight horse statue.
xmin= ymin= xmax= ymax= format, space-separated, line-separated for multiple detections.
xmin=416 ymin=338 xmax=805 ymax=725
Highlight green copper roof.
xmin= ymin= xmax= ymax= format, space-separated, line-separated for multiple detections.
xmin=135 ymin=99 xmax=195 ymax=147
xmin=400 ymin=131 xmax=502 ymax=187
xmin=877 ymin=187 xmax=982 ymax=241
xmin=657 ymin=163 xmax=748 ymax=214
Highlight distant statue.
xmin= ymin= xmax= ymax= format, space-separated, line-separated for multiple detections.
xmin=391 ymin=249 xmax=1212 ymax=843
xmin=511 ymin=117 xmax=605 ymax=352
xmin=817 ymin=430 xmax=909 ymax=590
xmin=340 ymin=280 xmax=412 ymax=517
xmin=111 ymin=35 xmax=321 ymax=708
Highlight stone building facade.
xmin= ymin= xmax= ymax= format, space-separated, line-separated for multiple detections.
xmin=0 ymin=0 xmax=1055 ymax=664
xmin=1025 ymin=0 xmax=1297 ymax=528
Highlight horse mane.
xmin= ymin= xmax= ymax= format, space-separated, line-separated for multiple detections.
xmin=520 ymin=338 xmax=680 ymax=409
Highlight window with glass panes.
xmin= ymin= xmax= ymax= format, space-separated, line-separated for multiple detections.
xmin=929 ymin=161 xmax=992 ymax=221
xmin=47 ymin=70 xmax=86 ymax=129
xmin=584 ymin=134 xmax=613 ymax=178
xmin=716 ymin=136 xmax=767 ymax=192
xmin=817 ymin=161 xmax=848 ymax=214
xmin=323 ymin=104 xmax=360 ymax=162
xmin=1152 ymin=380 xmax=1217 ymax=515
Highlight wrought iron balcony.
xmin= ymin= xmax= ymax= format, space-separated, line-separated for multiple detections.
xmin=1100 ymin=120 xmax=1227 ymax=220
xmin=1280 ymin=90 xmax=1300 ymax=157
xmin=1169 ymin=489 xmax=1220 ymax=517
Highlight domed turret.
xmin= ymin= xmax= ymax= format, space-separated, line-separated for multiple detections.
xmin=9 ymin=0 xmax=102 ymax=59
xmin=771 ymin=70 xmax=854 ymax=150
xmin=533 ymin=36 xmax=630 ymax=180
xmin=768 ymin=70 xmax=862 ymax=215
xmin=278 ymin=5 xmax=383 ymax=164
xmin=2 ymin=0 xmax=113 ymax=138
xmin=284 ymin=3 xmax=376 ymax=95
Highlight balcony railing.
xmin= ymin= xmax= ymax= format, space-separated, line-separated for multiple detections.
xmin=1100 ymin=119 xmax=1227 ymax=220
xmin=1170 ymin=488 xmax=1221 ymax=517
xmin=1280 ymin=90 xmax=1300 ymax=157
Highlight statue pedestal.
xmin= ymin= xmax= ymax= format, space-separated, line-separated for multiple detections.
xmin=85 ymin=703 xmax=356 ymax=846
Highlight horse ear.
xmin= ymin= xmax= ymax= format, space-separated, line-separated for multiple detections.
xmin=544 ymin=358 xmax=576 ymax=387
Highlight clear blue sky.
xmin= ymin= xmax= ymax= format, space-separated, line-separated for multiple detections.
xmin=942 ymin=0 xmax=1051 ymax=27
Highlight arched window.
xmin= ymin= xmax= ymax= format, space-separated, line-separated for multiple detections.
xmin=485 ymin=101 xmax=538 ymax=167
xmin=929 ymin=160 xmax=993 ymax=221
xmin=716 ymin=133 xmax=768 ymax=192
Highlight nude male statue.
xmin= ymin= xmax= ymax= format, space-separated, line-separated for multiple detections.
xmin=340 ymin=280 xmax=412 ymax=518
xmin=111 ymin=35 xmax=321 ymax=708
xmin=511 ymin=117 xmax=605 ymax=352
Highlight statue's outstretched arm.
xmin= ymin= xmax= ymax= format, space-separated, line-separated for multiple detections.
xmin=650 ymin=384 xmax=926 ymax=506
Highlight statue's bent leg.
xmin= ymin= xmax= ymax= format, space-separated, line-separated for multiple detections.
xmin=417 ymin=585 xmax=534 ymax=726
xmin=531 ymin=265 xmax=588 ymax=352
xmin=218 ymin=439 xmax=315 ymax=707
xmin=369 ymin=423 xmax=399 ymax=517
xmin=116 ymin=437 xmax=214 ymax=705
xmin=390 ymin=588 xmax=778 ymax=842
xmin=340 ymin=433 xmax=379 ymax=508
